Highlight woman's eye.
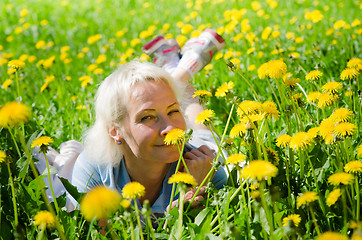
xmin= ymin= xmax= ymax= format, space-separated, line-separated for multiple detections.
xmin=141 ymin=116 xmax=153 ymax=122
xmin=168 ymin=110 xmax=180 ymax=115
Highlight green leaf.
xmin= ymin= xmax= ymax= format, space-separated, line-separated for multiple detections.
xmin=195 ymin=208 xmax=211 ymax=226
xmin=59 ymin=177 xmax=84 ymax=203
xmin=41 ymin=165 xmax=58 ymax=175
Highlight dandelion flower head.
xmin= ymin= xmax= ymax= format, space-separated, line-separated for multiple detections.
xmin=120 ymin=199 xmax=131 ymax=209
xmin=258 ymin=62 xmax=269 ymax=79
xmin=282 ymin=214 xmax=301 ymax=227
xmin=347 ymin=57 xmax=362 ymax=70
xmin=122 ymin=181 xmax=146 ymax=199
xmin=276 ymin=134 xmax=291 ymax=147
xmin=33 ymin=211 xmax=55 ymax=229
xmin=229 ymin=123 xmax=247 ymax=138
xmin=8 ymin=59 xmax=25 ymax=70
xmin=316 ymin=231 xmax=348 ymax=240
xmin=307 ymin=91 xmax=321 ymax=103
xmin=0 ymin=150 xmax=6 ymax=163
xmin=239 ymin=113 xmax=265 ymax=124
xmin=296 ymin=191 xmax=318 ymax=207
xmin=266 ymin=59 xmax=287 ymax=79
xmin=289 ymin=132 xmax=312 ymax=151
xmin=306 ymin=70 xmax=323 ymax=82
xmin=31 ymin=136 xmax=54 ymax=148
xmin=81 ymin=186 xmax=121 ymax=221
xmin=319 ymin=119 xmax=335 ymax=144
xmin=317 ymin=92 xmax=338 ymax=109
xmin=262 ymin=101 xmax=279 ymax=119
xmin=192 ymin=90 xmax=212 ymax=98
xmin=283 ymin=77 xmax=300 ymax=88
xmin=344 ymin=161 xmax=362 ymax=174
xmin=241 ymin=160 xmax=278 ymax=181
xmin=168 ymin=172 xmax=197 ymax=186
xmin=321 ymin=81 xmax=342 ymax=94
xmin=164 ymin=128 xmax=185 ymax=145
xmin=215 ymin=81 xmax=234 ymax=97
xmin=340 ymin=68 xmax=359 ymax=80
xmin=226 ymin=153 xmax=246 ymax=165
xmin=237 ymin=100 xmax=262 ymax=116
xmin=334 ymin=122 xmax=357 ymax=137
xmin=328 ymin=172 xmax=354 ymax=186
xmin=329 ymin=108 xmax=353 ymax=123
xmin=0 ymin=101 xmax=31 ymax=128
xmin=326 ymin=188 xmax=341 ymax=207
xmin=195 ymin=109 xmax=215 ymax=124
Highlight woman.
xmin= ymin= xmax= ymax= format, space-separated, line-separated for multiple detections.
xmin=72 ymin=29 xmax=227 ymax=214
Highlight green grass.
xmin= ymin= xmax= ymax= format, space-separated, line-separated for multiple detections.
xmin=0 ymin=0 xmax=361 ymax=239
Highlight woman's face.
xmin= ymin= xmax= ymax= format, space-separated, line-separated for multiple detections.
xmin=120 ymin=80 xmax=187 ymax=165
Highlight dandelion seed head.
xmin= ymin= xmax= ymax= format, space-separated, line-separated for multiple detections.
xmin=296 ymin=191 xmax=318 ymax=207
xmin=328 ymin=172 xmax=354 ymax=186
xmin=122 ymin=182 xmax=146 ymax=199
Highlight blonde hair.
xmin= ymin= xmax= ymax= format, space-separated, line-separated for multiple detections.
xmin=84 ymin=61 xmax=187 ymax=166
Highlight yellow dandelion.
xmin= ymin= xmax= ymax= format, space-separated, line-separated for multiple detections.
xmin=357 ymin=145 xmax=362 ymax=158
xmin=122 ymin=182 xmax=146 ymax=199
xmin=192 ymin=90 xmax=212 ymax=98
xmin=81 ymin=186 xmax=121 ymax=221
xmin=265 ymin=59 xmax=287 ymax=79
xmin=120 ymin=199 xmax=131 ymax=209
xmin=282 ymin=214 xmax=301 ymax=227
xmin=241 ymin=160 xmax=278 ymax=181
xmin=307 ymin=127 xmax=320 ymax=139
xmin=266 ymin=147 xmax=280 ymax=165
xmin=340 ymin=68 xmax=359 ymax=80
xmin=344 ymin=161 xmax=362 ymax=173
xmin=168 ymin=172 xmax=197 ymax=186
xmin=317 ymin=231 xmax=348 ymax=240
xmin=307 ymin=91 xmax=321 ymax=103
xmin=195 ymin=109 xmax=214 ymax=124
xmin=87 ymin=34 xmax=102 ymax=45
xmin=328 ymin=172 xmax=354 ymax=186
xmin=276 ymin=134 xmax=291 ymax=147
xmin=0 ymin=150 xmax=6 ymax=163
xmin=226 ymin=154 xmax=246 ymax=165
xmin=319 ymin=119 xmax=335 ymax=144
xmin=317 ymin=92 xmax=337 ymax=109
xmin=8 ymin=60 xmax=25 ymax=70
xmin=296 ymin=191 xmax=318 ymax=208
xmin=215 ymin=81 xmax=234 ymax=97
xmin=262 ymin=101 xmax=279 ymax=119
xmin=33 ymin=211 xmax=55 ymax=229
xmin=322 ymin=81 xmax=342 ymax=94
xmin=289 ymin=132 xmax=312 ymax=151
xmin=237 ymin=100 xmax=262 ymax=116
xmin=229 ymin=123 xmax=246 ymax=138
xmin=283 ymin=77 xmax=300 ymax=88
xmin=347 ymin=58 xmax=362 ymax=70
xmin=306 ymin=70 xmax=323 ymax=81
xmin=334 ymin=122 xmax=357 ymax=137
xmin=164 ymin=128 xmax=185 ymax=145
xmin=31 ymin=136 xmax=54 ymax=148
xmin=258 ymin=62 xmax=269 ymax=79
xmin=326 ymin=188 xmax=342 ymax=207
xmin=329 ymin=108 xmax=353 ymax=123
xmin=0 ymin=101 xmax=31 ymax=128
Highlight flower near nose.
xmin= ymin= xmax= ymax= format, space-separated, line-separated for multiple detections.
xmin=164 ymin=128 xmax=185 ymax=145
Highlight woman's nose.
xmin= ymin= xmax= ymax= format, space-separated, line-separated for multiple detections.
xmin=160 ymin=117 xmax=176 ymax=136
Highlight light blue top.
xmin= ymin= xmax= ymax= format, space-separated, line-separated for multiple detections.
xmin=71 ymin=129 xmax=227 ymax=213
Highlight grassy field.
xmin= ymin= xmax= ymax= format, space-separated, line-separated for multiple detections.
xmin=0 ymin=0 xmax=361 ymax=239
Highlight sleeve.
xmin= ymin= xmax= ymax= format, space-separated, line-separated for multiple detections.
xmin=71 ymin=152 xmax=102 ymax=193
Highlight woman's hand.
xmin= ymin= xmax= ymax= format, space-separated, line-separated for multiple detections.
xmin=167 ymin=186 xmax=207 ymax=211
xmin=181 ymin=145 xmax=215 ymax=186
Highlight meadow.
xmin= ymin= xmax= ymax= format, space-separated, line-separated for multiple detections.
xmin=0 ymin=0 xmax=361 ymax=239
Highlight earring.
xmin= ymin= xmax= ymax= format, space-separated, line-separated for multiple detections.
xmin=117 ymin=140 xmax=122 ymax=145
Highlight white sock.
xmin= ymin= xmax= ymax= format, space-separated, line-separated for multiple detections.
xmin=177 ymin=51 xmax=202 ymax=77
xmin=162 ymin=54 xmax=180 ymax=74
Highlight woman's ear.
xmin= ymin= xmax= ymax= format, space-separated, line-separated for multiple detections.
xmin=108 ymin=126 xmax=122 ymax=142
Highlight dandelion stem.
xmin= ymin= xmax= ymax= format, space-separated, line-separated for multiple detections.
xmin=234 ymin=69 xmax=261 ymax=102
xmin=15 ymin=71 xmax=21 ymax=102
xmin=86 ymin=218 xmax=96 ymax=240
xmin=8 ymin=128 xmax=22 ymax=159
xmin=309 ymin=205 xmax=321 ymax=235
xmin=6 ymin=161 xmax=18 ymax=228
xmin=266 ymin=78 xmax=284 ymax=120
xmin=215 ymin=201 xmax=224 ymax=239
xmin=133 ymin=200 xmax=144 ymax=240
xmin=259 ymin=181 xmax=275 ymax=238
xmin=43 ymin=152 xmax=60 ymax=215
xmin=37 ymin=225 xmax=45 ymax=240
xmin=356 ymin=176 xmax=360 ymax=221
xmin=341 ymin=188 xmax=348 ymax=234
